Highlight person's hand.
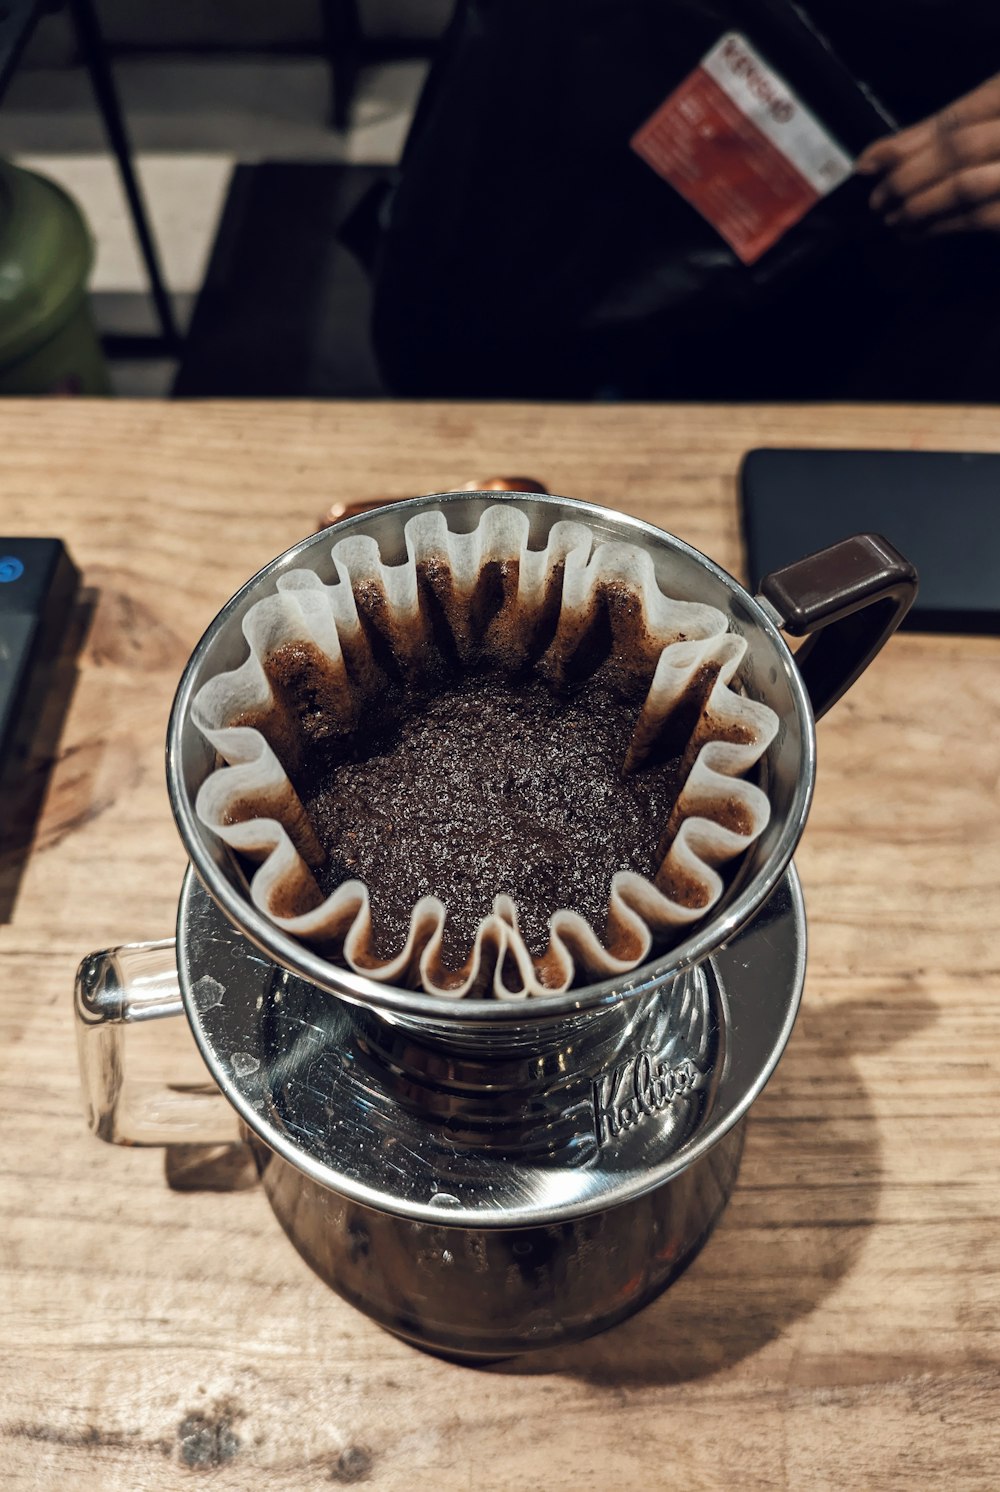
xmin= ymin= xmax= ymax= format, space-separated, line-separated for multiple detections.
xmin=856 ymin=73 xmax=1000 ymax=235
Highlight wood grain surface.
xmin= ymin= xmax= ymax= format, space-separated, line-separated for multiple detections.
xmin=0 ymin=400 xmax=997 ymax=1491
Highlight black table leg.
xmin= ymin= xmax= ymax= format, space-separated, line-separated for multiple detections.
xmin=0 ymin=0 xmax=45 ymax=103
xmin=68 ymin=0 xmax=181 ymax=352
xmin=320 ymin=0 xmax=362 ymax=132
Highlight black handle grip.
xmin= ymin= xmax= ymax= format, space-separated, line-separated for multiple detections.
xmin=757 ymin=533 xmax=918 ymax=720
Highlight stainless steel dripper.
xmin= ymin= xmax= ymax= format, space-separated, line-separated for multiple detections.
xmin=76 ymin=492 xmax=915 ymax=1360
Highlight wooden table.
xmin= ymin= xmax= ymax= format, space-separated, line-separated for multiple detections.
xmin=1 ymin=401 xmax=997 ymax=1491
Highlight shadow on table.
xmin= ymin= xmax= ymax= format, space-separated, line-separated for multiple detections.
xmin=491 ymin=992 xmax=937 ymax=1387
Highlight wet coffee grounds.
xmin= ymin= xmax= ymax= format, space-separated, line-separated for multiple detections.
xmin=295 ymin=671 xmax=686 ymax=964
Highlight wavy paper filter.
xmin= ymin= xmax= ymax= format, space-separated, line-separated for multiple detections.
xmin=192 ymin=506 xmax=778 ymax=998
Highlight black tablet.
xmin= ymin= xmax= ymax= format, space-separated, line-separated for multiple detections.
xmin=740 ymin=447 xmax=1000 ymax=633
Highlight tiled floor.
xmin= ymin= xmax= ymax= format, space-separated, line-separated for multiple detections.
xmin=4 ymin=57 xmax=428 ymax=157
xmin=3 ymin=58 xmax=427 ymax=394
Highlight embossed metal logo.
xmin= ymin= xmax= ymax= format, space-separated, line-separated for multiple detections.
xmin=593 ymin=1048 xmax=705 ymax=1147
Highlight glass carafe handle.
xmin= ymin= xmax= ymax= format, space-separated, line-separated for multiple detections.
xmin=75 ymin=938 xmax=241 ymax=1146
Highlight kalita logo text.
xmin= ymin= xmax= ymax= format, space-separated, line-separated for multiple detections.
xmin=592 ymin=1049 xmax=705 ymax=1146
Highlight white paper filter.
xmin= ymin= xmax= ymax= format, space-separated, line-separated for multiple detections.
xmin=193 ymin=506 xmax=779 ymax=998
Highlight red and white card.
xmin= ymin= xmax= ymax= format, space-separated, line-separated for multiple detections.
xmin=631 ymin=32 xmax=854 ymax=265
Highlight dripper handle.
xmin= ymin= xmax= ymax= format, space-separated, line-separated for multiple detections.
xmin=756 ymin=533 xmax=918 ymax=720
xmin=75 ymin=938 xmax=241 ymax=1147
